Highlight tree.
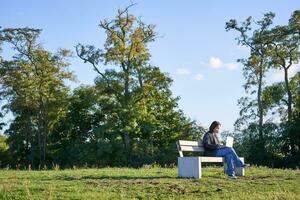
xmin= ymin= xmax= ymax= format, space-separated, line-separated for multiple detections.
xmin=267 ymin=10 xmax=300 ymax=122
xmin=261 ymin=72 xmax=300 ymax=167
xmin=227 ymin=11 xmax=300 ymax=167
xmin=0 ymin=27 xmax=74 ymax=167
xmin=259 ymin=10 xmax=300 ymax=166
xmin=226 ymin=13 xmax=275 ymax=160
xmin=73 ymin=5 xmax=204 ymax=166
xmin=48 ymin=64 xmax=204 ymax=167
xmin=48 ymin=85 xmax=102 ymax=167
xmin=75 ymin=4 xmax=157 ymax=162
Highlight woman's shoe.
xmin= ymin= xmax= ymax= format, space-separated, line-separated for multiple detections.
xmin=242 ymin=163 xmax=251 ymax=168
xmin=228 ymin=175 xmax=237 ymax=179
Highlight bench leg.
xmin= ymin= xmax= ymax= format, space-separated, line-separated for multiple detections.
xmin=178 ymin=157 xmax=202 ymax=179
xmin=235 ymin=157 xmax=245 ymax=176
xmin=223 ymin=157 xmax=245 ymax=176
xmin=223 ymin=158 xmax=226 ymax=174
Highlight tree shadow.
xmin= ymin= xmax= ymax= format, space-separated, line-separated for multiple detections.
xmin=58 ymin=175 xmax=173 ymax=181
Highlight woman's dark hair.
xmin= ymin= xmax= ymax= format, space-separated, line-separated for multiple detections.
xmin=208 ymin=121 xmax=221 ymax=133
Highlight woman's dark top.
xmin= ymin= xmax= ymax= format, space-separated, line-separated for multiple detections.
xmin=202 ymin=132 xmax=226 ymax=156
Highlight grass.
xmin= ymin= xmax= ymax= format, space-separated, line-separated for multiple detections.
xmin=0 ymin=166 xmax=299 ymax=200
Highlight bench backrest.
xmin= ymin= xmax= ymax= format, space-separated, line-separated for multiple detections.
xmin=176 ymin=140 xmax=205 ymax=157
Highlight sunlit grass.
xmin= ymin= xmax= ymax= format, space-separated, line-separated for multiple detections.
xmin=0 ymin=166 xmax=299 ymax=199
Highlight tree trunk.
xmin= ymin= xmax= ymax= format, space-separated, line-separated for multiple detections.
xmin=283 ymin=67 xmax=295 ymax=155
xmin=284 ymin=68 xmax=293 ymax=121
xmin=123 ymin=66 xmax=131 ymax=163
xmin=257 ymin=63 xmax=266 ymax=164
xmin=123 ymin=132 xmax=130 ymax=151
xmin=257 ymin=68 xmax=264 ymax=141
xmin=37 ymin=120 xmax=42 ymax=167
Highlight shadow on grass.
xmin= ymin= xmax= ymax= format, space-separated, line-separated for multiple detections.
xmin=241 ymin=175 xmax=297 ymax=180
xmin=59 ymin=174 xmax=229 ymax=181
xmin=58 ymin=175 xmax=173 ymax=181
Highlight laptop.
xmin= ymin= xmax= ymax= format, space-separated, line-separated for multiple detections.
xmin=226 ymin=136 xmax=234 ymax=147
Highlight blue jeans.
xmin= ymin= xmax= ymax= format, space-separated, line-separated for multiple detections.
xmin=213 ymin=147 xmax=244 ymax=176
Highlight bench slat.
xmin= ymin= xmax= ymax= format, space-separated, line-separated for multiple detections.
xmin=178 ymin=140 xmax=203 ymax=146
xmin=201 ymin=157 xmax=224 ymax=162
xmin=180 ymin=146 xmax=204 ymax=152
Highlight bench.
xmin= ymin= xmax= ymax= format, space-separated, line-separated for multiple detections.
xmin=176 ymin=139 xmax=244 ymax=179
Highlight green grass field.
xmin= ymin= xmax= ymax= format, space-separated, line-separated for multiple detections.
xmin=0 ymin=166 xmax=299 ymax=200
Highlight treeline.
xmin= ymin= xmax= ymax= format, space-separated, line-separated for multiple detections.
xmin=226 ymin=10 xmax=300 ymax=168
xmin=0 ymin=6 xmax=204 ymax=169
xmin=0 ymin=7 xmax=299 ymax=169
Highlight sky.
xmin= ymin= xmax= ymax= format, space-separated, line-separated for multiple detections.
xmin=0 ymin=0 xmax=299 ymax=131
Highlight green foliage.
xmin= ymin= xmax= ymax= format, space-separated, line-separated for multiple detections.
xmin=48 ymin=73 xmax=203 ymax=167
xmin=0 ymin=7 xmax=203 ymax=168
xmin=0 ymin=135 xmax=9 ymax=167
xmin=228 ymin=10 xmax=300 ymax=168
xmin=0 ymin=27 xmax=74 ymax=167
xmin=71 ymin=5 xmax=202 ymax=167
xmin=1 ymin=6 xmax=298 ymax=169
xmin=226 ymin=12 xmax=276 ymax=143
xmin=75 ymin=5 xmax=159 ymax=163
xmin=282 ymin=112 xmax=300 ymax=167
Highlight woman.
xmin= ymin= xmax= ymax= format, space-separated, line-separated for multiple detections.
xmin=202 ymin=121 xmax=250 ymax=179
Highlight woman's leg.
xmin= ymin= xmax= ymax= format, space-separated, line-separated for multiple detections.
xmin=224 ymin=153 xmax=235 ymax=176
xmin=213 ymin=148 xmax=235 ymax=176
xmin=227 ymin=147 xmax=244 ymax=167
xmin=213 ymin=147 xmax=244 ymax=175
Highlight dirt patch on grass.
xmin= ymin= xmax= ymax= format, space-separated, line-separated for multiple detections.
xmin=165 ymin=183 xmax=186 ymax=194
xmin=85 ymin=179 xmax=162 ymax=188
xmin=84 ymin=179 xmax=229 ymax=196
xmin=85 ymin=179 xmax=188 ymax=194
xmin=242 ymin=175 xmax=298 ymax=181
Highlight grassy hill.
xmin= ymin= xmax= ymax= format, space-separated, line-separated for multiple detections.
xmin=0 ymin=166 xmax=299 ymax=199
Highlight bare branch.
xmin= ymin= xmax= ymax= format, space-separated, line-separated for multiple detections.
xmin=75 ymin=44 xmax=120 ymax=97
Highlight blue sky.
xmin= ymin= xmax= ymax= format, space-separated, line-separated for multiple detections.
xmin=1 ymin=0 xmax=299 ymax=131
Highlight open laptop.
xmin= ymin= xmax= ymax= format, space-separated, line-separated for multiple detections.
xmin=226 ymin=136 xmax=234 ymax=147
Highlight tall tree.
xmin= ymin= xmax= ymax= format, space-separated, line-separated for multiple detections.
xmin=76 ymin=4 xmax=156 ymax=162
xmin=227 ymin=10 xmax=300 ymax=167
xmin=257 ymin=10 xmax=300 ymax=162
xmin=74 ymin=5 xmax=204 ymax=166
xmin=226 ymin=13 xmax=275 ymax=148
xmin=0 ymin=27 xmax=74 ymax=167
xmin=267 ymin=10 xmax=300 ymax=122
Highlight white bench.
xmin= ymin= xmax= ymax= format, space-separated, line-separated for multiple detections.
xmin=176 ymin=140 xmax=244 ymax=179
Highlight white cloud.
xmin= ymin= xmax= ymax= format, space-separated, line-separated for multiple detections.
xmin=176 ymin=68 xmax=191 ymax=75
xmin=195 ymin=73 xmax=204 ymax=81
xmin=208 ymin=57 xmax=223 ymax=69
xmin=207 ymin=57 xmax=239 ymax=70
xmin=225 ymin=62 xmax=239 ymax=70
